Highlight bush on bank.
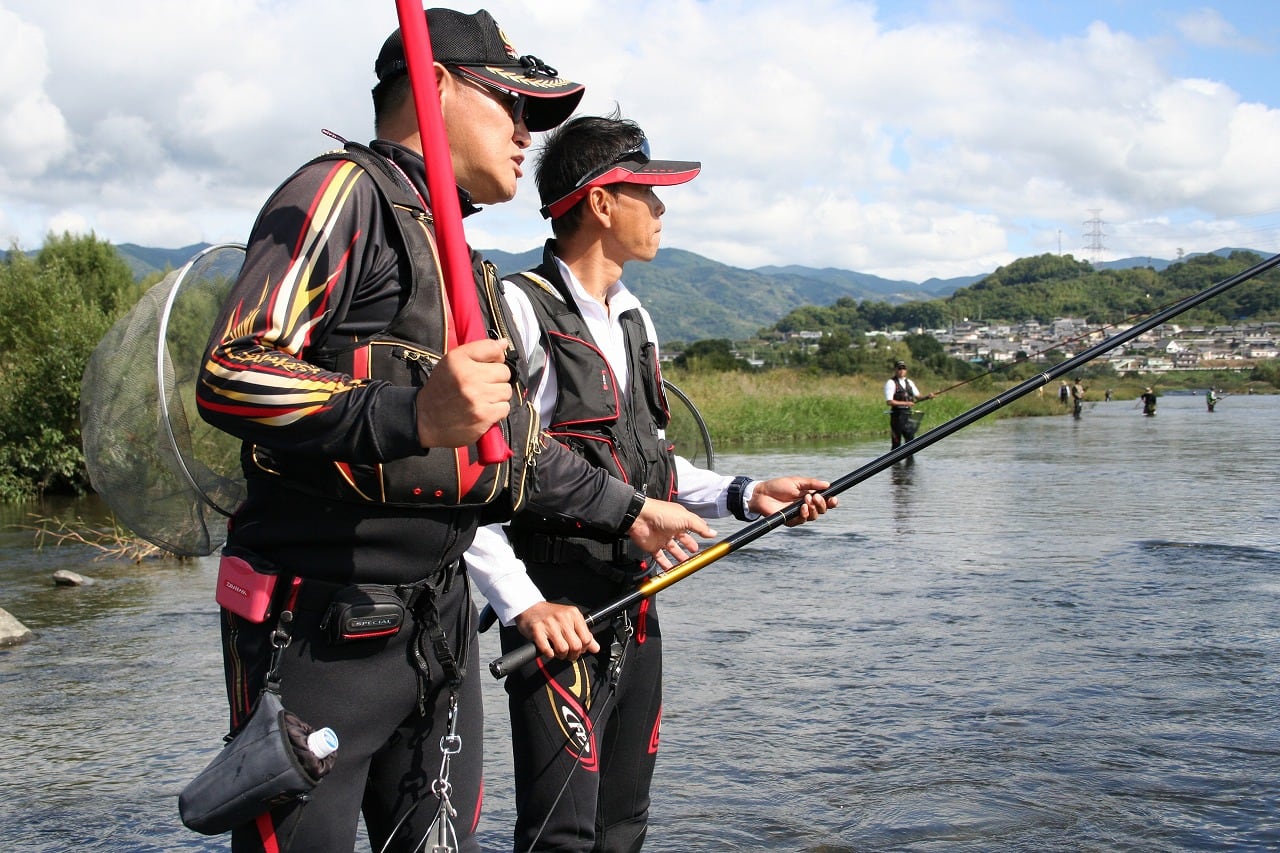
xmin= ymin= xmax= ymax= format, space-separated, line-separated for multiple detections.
xmin=0 ymin=234 xmax=140 ymax=501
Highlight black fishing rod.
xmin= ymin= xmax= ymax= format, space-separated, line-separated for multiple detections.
xmin=489 ymin=250 xmax=1280 ymax=679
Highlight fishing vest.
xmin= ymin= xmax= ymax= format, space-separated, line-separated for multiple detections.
xmin=892 ymin=378 xmax=917 ymax=403
xmin=505 ymin=262 xmax=677 ymax=543
xmin=249 ymin=142 xmax=540 ymax=516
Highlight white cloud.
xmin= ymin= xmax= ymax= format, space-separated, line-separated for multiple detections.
xmin=47 ymin=210 xmax=91 ymax=238
xmin=3 ymin=0 xmax=1278 ymax=280
xmin=1174 ymin=6 xmax=1264 ymax=52
xmin=0 ymin=6 xmax=72 ymax=176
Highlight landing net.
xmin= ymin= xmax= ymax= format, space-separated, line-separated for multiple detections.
xmin=80 ymin=244 xmax=247 ymax=556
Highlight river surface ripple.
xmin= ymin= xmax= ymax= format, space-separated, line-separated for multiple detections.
xmin=1 ymin=393 xmax=1277 ymax=851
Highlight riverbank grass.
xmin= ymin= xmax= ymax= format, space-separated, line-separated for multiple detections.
xmin=663 ymin=369 xmax=1145 ymax=446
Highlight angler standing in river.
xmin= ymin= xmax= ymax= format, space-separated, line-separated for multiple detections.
xmin=886 ymin=360 xmax=933 ymax=449
xmin=1071 ymin=379 xmax=1086 ymax=419
xmin=467 ymin=114 xmax=835 ymax=852
xmin=1141 ymin=386 xmax=1159 ymax=416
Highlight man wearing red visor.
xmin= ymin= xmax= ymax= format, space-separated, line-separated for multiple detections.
xmin=467 ymin=114 xmax=836 ymax=852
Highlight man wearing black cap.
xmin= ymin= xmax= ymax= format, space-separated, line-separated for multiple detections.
xmin=196 ymin=13 xmax=713 ymax=853
xmin=885 ymin=360 xmax=932 ymax=449
xmin=466 ymin=114 xmax=835 ymax=852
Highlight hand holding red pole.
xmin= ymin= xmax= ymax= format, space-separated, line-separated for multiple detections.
xmin=394 ymin=0 xmax=512 ymax=463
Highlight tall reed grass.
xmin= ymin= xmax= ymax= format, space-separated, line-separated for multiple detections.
xmin=664 ymin=368 xmax=1080 ymax=447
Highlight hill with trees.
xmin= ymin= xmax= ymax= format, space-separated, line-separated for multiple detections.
xmin=767 ymin=251 xmax=1280 ymax=337
xmin=13 ymin=240 xmax=1266 ymax=343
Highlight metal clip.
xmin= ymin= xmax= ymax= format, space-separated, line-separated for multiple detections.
xmin=422 ymin=692 xmax=463 ymax=853
xmin=265 ymin=610 xmax=293 ymax=691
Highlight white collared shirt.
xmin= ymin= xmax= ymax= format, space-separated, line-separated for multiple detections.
xmin=466 ymin=257 xmax=742 ymax=625
xmin=884 ymin=376 xmax=920 ymax=401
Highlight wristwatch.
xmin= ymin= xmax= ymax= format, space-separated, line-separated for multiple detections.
xmin=620 ymin=490 xmax=646 ymax=531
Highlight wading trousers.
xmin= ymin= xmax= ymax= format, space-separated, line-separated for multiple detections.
xmin=500 ymin=567 xmax=662 ymax=853
xmin=219 ymin=575 xmax=483 ymax=853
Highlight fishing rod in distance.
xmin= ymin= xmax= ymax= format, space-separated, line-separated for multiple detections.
xmin=489 ymin=249 xmax=1280 ymax=679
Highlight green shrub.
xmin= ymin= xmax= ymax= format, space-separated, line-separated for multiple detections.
xmin=0 ymin=233 xmax=135 ymax=500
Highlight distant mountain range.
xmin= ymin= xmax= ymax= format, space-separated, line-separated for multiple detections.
xmin=8 ymin=241 xmax=1257 ymax=342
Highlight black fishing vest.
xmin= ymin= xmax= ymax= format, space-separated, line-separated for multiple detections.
xmin=505 ymin=257 xmax=676 ymax=540
xmin=892 ymin=378 xmax=916 ymax=403
xmin=249 ymin=142 xmax=539 ymax=515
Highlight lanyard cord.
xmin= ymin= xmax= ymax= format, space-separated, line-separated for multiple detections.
xmin=377 ymin=574 xmax=472 ymax=853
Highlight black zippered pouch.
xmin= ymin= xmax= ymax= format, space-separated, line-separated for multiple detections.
xmin=320 ymin=584 xmax=405 ymax=643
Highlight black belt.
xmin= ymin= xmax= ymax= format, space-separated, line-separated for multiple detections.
xmin=509 ymin=530 xmax=642 ymax=565
xmin=508 ymin=530 xmax=650 ymax=584
xmin=282 ymin=560 xmax=463 ymax=614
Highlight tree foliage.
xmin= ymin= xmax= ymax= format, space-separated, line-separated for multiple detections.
xmin=0 ymin=233 xmax=137 ymax=500
xmin=673 ymin=338 xmax=744 ymax=372
xmin=768 ymin=251 xmax=1280 ymax=341
xmin=943 ymin=251 xmax=1280 ymax=325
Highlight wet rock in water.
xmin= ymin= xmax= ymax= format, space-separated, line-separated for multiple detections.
xmin=0 ymin=607 xmax=34 ymax=647
xmin=53 ymin=569 xmax=95 ymax=587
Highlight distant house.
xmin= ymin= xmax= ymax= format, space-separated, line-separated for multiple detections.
xmin=1108 ymin=356 xmax=1141 ymax=372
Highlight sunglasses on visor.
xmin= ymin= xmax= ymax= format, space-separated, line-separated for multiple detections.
xmin=539 ymin=139 xmax=653 ymax=220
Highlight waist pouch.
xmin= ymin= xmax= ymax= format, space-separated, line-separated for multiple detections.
xmin=179 ymin=688 xmax=334 ymax=835
xmin=319 ymin=584 xmax=406 ymax=643
xmin=306 ymin=568 xmax=458 ymax=643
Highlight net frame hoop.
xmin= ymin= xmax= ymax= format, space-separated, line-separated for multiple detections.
xmin=154 ymin=242 xmax=246 ymax=517
xmin=662 ymin=378 xmax=715 ymax=471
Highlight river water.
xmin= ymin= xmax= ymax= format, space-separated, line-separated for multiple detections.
xmin=1 ymin=392 xmax=1277 ymax=851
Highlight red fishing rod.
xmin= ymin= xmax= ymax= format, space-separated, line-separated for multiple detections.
xmin=395 ymin=0 xmax=511 ymax=464
xmin=490 ymin=249 xmax=1280 ymax=678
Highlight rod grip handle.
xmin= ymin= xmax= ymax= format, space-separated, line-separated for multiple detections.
xmin=489 ymin=642 xmax=538 ymax=679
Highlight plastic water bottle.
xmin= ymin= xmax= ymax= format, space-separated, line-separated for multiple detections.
xmin=306 ymin=727 xmax=339 ymax=759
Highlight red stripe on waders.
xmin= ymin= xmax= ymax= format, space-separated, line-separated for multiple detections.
xmin=249 ymin=580 xmax=301 ymax=852
xmin=636 ymin=598 xmax=651 ymax=644
xmin=471 ymin=779 xmax=484 ymax=834
xmin=255 ymin=811 xmax=280 ymax=852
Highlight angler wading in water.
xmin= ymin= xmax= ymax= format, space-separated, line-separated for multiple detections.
xmin=466 ymin=114 xmax=835 ymax=853
xmin=1141 ymin=387 xmax=1159 ymax=416
xmin=885 ymin=360 xmax=934 ymax=450
xmin=486 ymin=250 xmax=1280 ymax=849
xmin=192 ymin=10 xmax=713 ymax=851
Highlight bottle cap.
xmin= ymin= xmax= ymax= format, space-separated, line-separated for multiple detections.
xmin=307 ymin=727 xmax=339 ymax=759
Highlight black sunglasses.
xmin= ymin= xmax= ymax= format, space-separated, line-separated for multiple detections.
xmin=540 ymin=139 xmax=653 ymax=219
xmin=574 ymin=139 xmax=652 ymax=188
xmin=451 ymin=70 xmax=529 ymax=126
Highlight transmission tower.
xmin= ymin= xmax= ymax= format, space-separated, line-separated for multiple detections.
xmin=1082 ymin=209 xmax=1108 ymax=264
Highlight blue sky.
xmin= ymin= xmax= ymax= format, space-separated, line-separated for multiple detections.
xmin=1 ymin=0 xmax=1278 ymax=282
xmin=960 ymin=1 xmax=1277 ymax=103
